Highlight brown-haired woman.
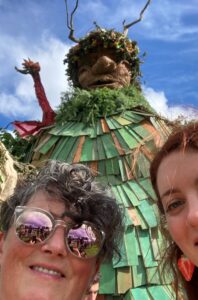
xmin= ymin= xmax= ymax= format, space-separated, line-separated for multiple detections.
xmin=150 ymin=122 xmax=198 ymax=300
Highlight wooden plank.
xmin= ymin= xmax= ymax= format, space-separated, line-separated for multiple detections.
xmin=146 ymin=267 xmax=160 ymax=284
xmin=34 ymin=134 xmax=52 ymax=152
xmin=124 ymin=111 xmax=144 ymax=123
xmin=49 ymin=122 xmax=73 ymax=135
xmin=130 ymin=287 xmax=149 ymax=300
xmin=111 ymin=132 xmax=125 ymax=155
xmin=98 ymin=160 xmax=106 ymax=176
xmin=101 ymin=134 xmax=119 ymax=159
xmin=112 ymin=115 xmax=132 ymax=125
xmin=66 ymin=137 xmax=81 ymax=163
xmin=138 ymin=200 xmax=158 ymax=228
xmin=111 ymin=157 xmax=120 ymax=175
xmin=127 ymin=180 xmax=148 ymax=201
xmin=54 ymin=137 xmax=78 ymax=161
xmin=50 ymin=137 xmax=70 ymax=160
xmin=92 ymin=139 xmax=99 ymax=161
xmin=131 ymin=256 xmax=147 ymax=287
xmin=99 ymin=263 xmax=116 ymax=294
xmin=116 ymin=185 xmax=132 ymax=207
xmin=101 ymin=118 xmax=110 ymax=133
xmin=113 ymin=130 xmax=131 ymax=153
xmin=72 ymin=136 xmax=85 ymax=163
xmin=96 ymin=137 xmax=106 ymax=160
xmin=38 ymin=135 xmax=59 ymax=155
xmin=80 ymin=137 xmax=94 ymax=161
xmin=108 ymin=117 xmax=122 ymax=129
xmin=117 ymin=267 xmax=132 ymax=294
xmin=127 ymin=208 xmax=142 ymax=226
xmin=131 ymin=123 xmax=151 ymax=139
xmin=118 ymin=158 xmax=127 ymax=182
xmin=148 ymin=285 xmax=175 ymax=300
xmin=117 ymin=128 xmax=139 ymax=149
xmin=105 ymin=159 xmax=114 ymax=175
xmin=140 ymin=178 xmax=157 ymax=200
xmin=113 ymin=226 xmax=138 ymax=268
xmin=122 ymin=183 xmax=139 ymax=206
xmin=126 ymin=126 xmax=143 ymax=144
xmin=143 ymin=119 xmax=164 ymax=148
xmin=137 ymin=228 xmax=158 ymax=268
xmin=96 ymin=120 xmax=103 ymax=135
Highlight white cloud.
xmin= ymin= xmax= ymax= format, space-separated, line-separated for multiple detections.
xmin=93 ymin=0 xmax=198 ymax=41
xmin=0 ymin=33 xmax=70 ymax=121
xmin=0 ymin=92 xmax=39 ymax=119
xmin=143 ymin=86 xmax=198 ymax=121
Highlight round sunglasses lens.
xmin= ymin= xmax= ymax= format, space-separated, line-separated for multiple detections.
xmin=16 ymin=211 xmax=53 ymax=244
xmin=67 ymin=223 xmax=102 ymax=258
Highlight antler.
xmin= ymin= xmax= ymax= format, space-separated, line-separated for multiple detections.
xmin=65 ymin=0 xmax=80 ymax=43
xmin=123 ymin=0 xmax=151 ymax=37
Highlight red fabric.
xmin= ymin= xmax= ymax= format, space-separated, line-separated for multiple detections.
xmin=13 ymin=121 xmax=44 ymax=137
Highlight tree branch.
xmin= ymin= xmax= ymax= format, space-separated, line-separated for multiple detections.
xmin=65 ymin=0 xmax=80 ymax=43
xmin=123 ymin=0 xmax=151 ymax=36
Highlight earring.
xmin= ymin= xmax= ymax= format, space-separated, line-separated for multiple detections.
xmin=177 ymin=254 xmax=195 ymax=281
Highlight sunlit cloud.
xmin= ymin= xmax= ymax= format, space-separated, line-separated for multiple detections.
xmin=143 ymin=86 xmax=198 ymax=121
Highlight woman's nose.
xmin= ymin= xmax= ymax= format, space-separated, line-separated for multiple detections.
xmin=186 ymin=197 xmax=198 ymax=228
xmin=92 ymin=56 xmax=116 ymax=74
xmin=41 ymin=227 xmax=67 ymax=257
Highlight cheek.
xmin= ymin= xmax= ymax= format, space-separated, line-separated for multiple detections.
xmin=166 ymin=217 xmax=185 ymax=246
xmin=0 ymin=228 xmax=33 ymax=268
xmin=117 ymin=65 xmax=131 ymax=82
xmin=68 ymin=258 xmax=98 ymax=286
xmin=78 ymin=70 xmax=91 ymax=85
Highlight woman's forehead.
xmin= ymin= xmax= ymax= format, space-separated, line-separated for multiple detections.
xmin=157 ymin=150 xmax=198 ymax=194
xmin=27 ymin=190 xmax=66 ymax=216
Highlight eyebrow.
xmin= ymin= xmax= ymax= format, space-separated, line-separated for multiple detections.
xmin=160 ymin=188 xmax=180 ymax=200
xmin=161 ymin=177 xmax=198 ymax=200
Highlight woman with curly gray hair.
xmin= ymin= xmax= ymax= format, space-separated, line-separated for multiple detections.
xmin=0 ymin=160 xmax=124 ymax=300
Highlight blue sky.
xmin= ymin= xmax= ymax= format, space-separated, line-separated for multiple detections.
xmin=0 ymin=0 xmax=198 ymax=130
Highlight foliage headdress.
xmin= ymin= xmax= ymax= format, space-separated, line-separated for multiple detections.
xmin=64 ymin=0 xmax=151 ymax=87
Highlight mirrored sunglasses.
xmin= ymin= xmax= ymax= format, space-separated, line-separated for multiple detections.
xmin=14 ymin=206 xmax=105 ymax=259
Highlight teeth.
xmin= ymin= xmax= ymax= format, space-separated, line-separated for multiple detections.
xmin=32 ymin=266 xmax=62 ymax=277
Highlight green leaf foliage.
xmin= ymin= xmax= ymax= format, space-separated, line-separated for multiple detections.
xmin=0 ymin=128 xmax=35 ymax=162
xmin=56 ymin=86 xmax=155 ymax=125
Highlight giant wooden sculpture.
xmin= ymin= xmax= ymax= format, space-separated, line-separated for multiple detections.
xmin=14 ymin=1 xmax=176 ymax=299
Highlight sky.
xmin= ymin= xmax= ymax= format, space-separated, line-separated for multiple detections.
xmin=0 ymin=0 xmax=198 ymax=130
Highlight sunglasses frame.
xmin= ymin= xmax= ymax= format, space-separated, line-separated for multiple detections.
xmin=14 ymin=206 xmax=105 ymax=259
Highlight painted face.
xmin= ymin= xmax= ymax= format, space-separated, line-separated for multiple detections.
xmin=84 ymin=282 xmax=99 ymax=300
xmin=77 ymin=49 xmax=131 ymax=89
xmin=0 ymin=190 xmax=99 ymax=300
xmin=157 ymin=150 xmax=198 ymax=266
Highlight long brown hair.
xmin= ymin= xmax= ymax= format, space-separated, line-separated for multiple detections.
xmin=150 ymin=122 xmax=198 ymax=300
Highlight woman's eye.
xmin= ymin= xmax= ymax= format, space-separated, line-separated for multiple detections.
xmin=166 ymin=199 xmax=184 ymax=213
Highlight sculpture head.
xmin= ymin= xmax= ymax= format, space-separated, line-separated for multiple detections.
xmin=64 ymin=0 xmax=151 ymax=90
xmin=64 ymin=29 xmax=140 ymax=89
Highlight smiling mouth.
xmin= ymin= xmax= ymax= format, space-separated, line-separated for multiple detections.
xmin=30 ymin=266 xmax=65 ymax=278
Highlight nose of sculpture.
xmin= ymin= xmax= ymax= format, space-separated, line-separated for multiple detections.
xmin=92 ymin=56 xmax=116 ymax=75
